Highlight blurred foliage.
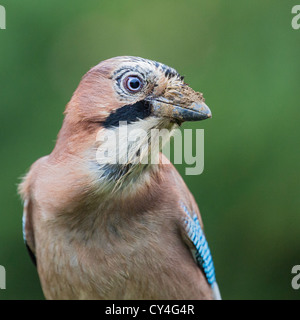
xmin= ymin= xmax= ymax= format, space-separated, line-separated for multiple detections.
xmin=0 ymin=0 xmax=299 ymax=299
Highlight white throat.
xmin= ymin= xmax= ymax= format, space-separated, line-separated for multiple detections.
xmin=92 ymin=117 xmax=177 ymax=191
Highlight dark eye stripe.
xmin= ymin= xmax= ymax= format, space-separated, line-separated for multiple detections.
xmin=102 ymin=100 xmax=151 ymax=128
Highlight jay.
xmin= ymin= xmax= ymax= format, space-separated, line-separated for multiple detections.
xmin=19 ymin=56 xmax=221 ymax=300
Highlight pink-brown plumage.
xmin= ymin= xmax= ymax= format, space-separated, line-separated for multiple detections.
xmin=19 ymin=56 xmax=218 ymax=300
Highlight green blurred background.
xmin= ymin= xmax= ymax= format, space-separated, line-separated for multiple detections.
xmin=0 ymin=0 xmax=299 ymax=299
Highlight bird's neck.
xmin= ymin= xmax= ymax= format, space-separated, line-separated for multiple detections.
xmin=93 ymin=117 xmax=177 ymax=192
xmin=52 ymin=116 xmax=177 ymax=195
xmin=93 ymin=162 xmax=153 ymax=193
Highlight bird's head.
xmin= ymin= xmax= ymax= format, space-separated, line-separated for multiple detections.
xmin=62 ymin=56 xmax=212 ymax=190
xmin=68 ymin=56 xmax=211 ymax=125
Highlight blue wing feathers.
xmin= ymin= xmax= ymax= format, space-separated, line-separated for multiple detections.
xmin=180 ymin=202 xmax=217 ymax=285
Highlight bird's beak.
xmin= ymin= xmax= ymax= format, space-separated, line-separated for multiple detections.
xmin=148 ymin=85 xmax=212 ymax=123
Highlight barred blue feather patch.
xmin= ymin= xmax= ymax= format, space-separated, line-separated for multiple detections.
xmin=181 ymin=202 xmax=216 ymax=285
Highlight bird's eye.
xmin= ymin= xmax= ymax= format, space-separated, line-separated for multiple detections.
xmin=123 ymin=76 xmax=143 ymax=93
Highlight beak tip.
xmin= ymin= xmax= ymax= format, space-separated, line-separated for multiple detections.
xmin=203 ymin=104 xmax=212 ymax=119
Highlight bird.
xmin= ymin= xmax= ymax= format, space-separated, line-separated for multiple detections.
xmin=19 ymin=56 xmax=221 ymax=300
